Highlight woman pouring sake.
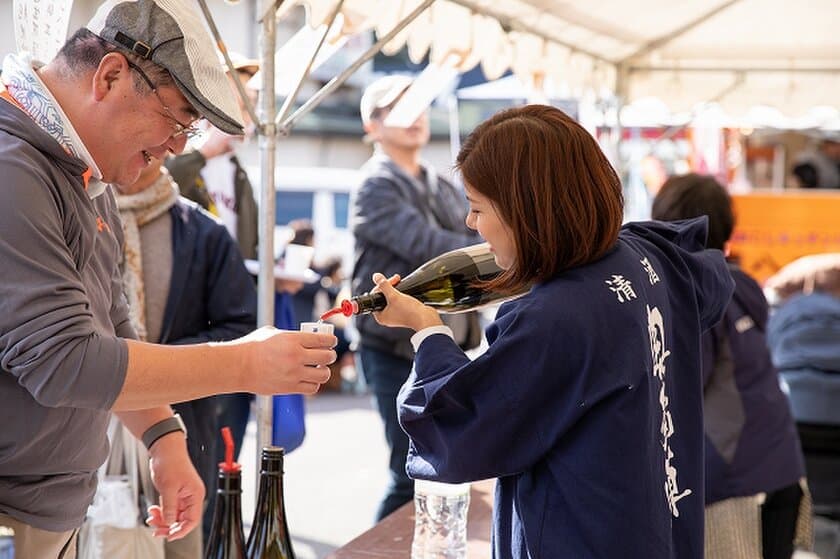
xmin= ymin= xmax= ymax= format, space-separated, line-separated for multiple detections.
xmin=368 ymin=104 xmax=734 ymax=559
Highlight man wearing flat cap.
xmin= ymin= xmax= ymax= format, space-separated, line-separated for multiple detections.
xmin=0 ymin=1 xmax=337 ymax=556
xmin=351 ymin=75 xmax=481 ymax=521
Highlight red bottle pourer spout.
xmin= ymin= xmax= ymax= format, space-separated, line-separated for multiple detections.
xmin=341 ymin=299 xmax=358 ymax=316
xmin=220 ymin=426 xmax=241 ymax=473
xmin=319 ymin=300 xmax=357 ymax=322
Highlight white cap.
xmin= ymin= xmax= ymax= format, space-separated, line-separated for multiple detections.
xmin=359 ymin=74 xmax=413 ymax=125
xmin=219 ymin=51 xmax=259 ymax=76
xmin=87 ymin=0 xmax=244 ymax=135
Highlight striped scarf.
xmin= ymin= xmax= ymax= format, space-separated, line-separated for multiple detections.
xmin=115 ymin=169 xmax=179 ymax=341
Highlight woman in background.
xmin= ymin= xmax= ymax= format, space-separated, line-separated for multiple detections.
xmin=652 ymin=173 xmax=807 ymax=559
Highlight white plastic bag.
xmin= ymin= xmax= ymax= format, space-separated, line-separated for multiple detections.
xmin=78 ymin=418 xmax=164 ymax=559
xmin=86 ymin=476 xmax=137 ymax=530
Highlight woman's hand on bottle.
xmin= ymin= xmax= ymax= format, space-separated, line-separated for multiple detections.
xmin=371 ymin=272 xmax=443 ymax=331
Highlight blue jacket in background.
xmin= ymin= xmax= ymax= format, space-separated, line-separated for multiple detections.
xmin=399 ymin=218 xmax=734 ymax=559
xmin=701 ymin=266 xmax=804 ymax=504
xmin=162 ymin=199 xmax=257 ymax=495
xmin=768 ymin=292 xmax=840 ymax=425
xmin=351 ymin=154 xmax=480 ymax=360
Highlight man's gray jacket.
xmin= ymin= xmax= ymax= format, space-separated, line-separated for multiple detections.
xmin=0 ymin=99 xmax=131 ymax=531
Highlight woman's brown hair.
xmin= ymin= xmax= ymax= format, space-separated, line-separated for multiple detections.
xmin=456 ymin=104 xmax=623 ymax=293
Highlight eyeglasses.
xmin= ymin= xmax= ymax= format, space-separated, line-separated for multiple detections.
xmin=126 ymin=60 xmax=202 ymax=140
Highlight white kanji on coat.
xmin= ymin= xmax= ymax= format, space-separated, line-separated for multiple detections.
xmin=605 ymin=274 xmax=637 ymax=303
xmin=640 ymin=257 xmax=660 ymax=285
xmin=647 ymin=304 xmax=692 ymax=517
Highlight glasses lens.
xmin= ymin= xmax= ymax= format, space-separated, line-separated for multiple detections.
xmin=127 ymin=59 xmax=203 ymax=140
xmin=179 ymin=125 xmax=202 ymax=140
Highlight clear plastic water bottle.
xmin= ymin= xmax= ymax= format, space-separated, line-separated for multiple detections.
xmin=411 ymin=480 xmax=470 ymax=559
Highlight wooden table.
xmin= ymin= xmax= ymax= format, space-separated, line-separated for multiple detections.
xmin=326 ymin=479 xmax=495 ymax=558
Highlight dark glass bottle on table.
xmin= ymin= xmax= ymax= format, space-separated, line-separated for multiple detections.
xmin=325 ymin=243 xmax=527 ymax=318
xmin=204 ymin=427 xmax=247 ymax=559
xmin=246 ymin=446 xmax=295 ymax=559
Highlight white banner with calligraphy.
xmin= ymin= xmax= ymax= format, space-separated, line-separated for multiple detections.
xmin=14 ymin=0 xmax=74 ymax=63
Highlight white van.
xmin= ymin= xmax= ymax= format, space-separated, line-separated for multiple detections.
xmin=245 ymin=165 xmax=362 ymax=272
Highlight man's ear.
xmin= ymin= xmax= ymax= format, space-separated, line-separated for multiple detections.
xmin=363 ymin=120 xmax=379 ymax=142
xmin=92 ymin=52 xmax=130 ymax=101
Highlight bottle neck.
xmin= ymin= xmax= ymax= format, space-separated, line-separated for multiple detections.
xmin=216 ymin=470 xmax=243 ymax=494
xmin=349 ymin=291 xmax=386 ymax=315
xmin=206 ymin=470 xmax=246 ymax=556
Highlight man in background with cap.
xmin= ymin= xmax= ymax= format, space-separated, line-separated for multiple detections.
xmin=0 ymin=1 xmax=335 ymax=556
xmin=167 ymin=52 xmax=260 ymax=261
xmin=351 ymin=75 xmax=481 ymax=521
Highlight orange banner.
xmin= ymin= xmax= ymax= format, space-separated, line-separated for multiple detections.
xmin=730 ymin=191 xmax=840 ymax=284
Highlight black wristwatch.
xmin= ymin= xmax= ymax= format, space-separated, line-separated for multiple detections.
xmin=141 ymin=414 xmax=187 ymax=450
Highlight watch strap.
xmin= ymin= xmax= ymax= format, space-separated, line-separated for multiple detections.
xmin=141 ymin=414 xmax=187 ymax=450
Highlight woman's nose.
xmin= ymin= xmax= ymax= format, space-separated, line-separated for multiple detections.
xmin=465 ymin=213 xmax=476 ymax=230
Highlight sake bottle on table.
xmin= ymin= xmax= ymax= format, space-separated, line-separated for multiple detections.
xmin=204 ymin=428 xmax=247 ymax=559
xmin=246 ymin=446 xmax=295 ymax=559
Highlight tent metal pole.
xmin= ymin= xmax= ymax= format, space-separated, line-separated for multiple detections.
xmin=613 ymin=63 xmax=629 ymax=178
xmin=196 ymin=0 xmax=260 ymax=126
xmin=278 ymin=0 xmax=436 ymax=134
xmin=629 ymin=65 xmax=840 ymax=74
xmin=275 ymin=0 xmax=346 ymax=127
xmin=447 ymin=93 xmax=461 ymax=169
xmin=258 ymin=0 xmax=283 ymax=24
xmin=255 ymin=0 xmax=279 ymax=457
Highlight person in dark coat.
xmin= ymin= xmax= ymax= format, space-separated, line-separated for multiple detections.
xmin=351 ymin=75 xmax=481 ymax=520
xmin=114 ymin=157 xmax=257 ymax=555
xmin=652 ymin=173 xmax=807 ymax=559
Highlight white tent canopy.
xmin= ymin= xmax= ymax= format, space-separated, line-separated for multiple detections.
xmin=281 ymin=0 xmax=839 ymax=120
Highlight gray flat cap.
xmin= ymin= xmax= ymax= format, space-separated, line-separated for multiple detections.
xmin=87 ymin=0 xmax=244 ymax=135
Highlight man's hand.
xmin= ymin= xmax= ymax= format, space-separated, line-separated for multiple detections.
xmin=117 ymin=329 xmax=339 ymax=410
xmin=145 ymin=434 xmax=204 ymax=541
xmin=238 ymin=327 xmax=337 ymax=395
xmin=198 ymin=126 xmax=241 ymax=160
